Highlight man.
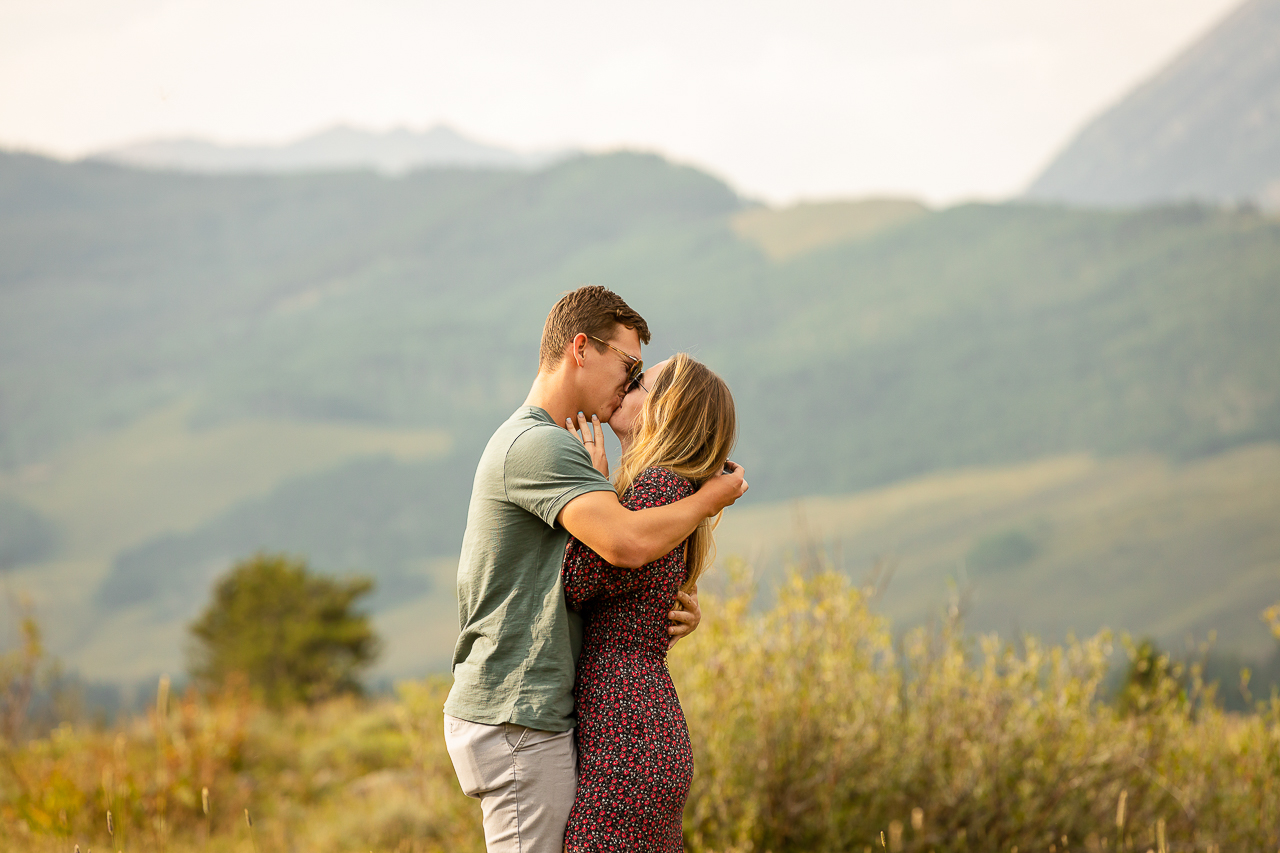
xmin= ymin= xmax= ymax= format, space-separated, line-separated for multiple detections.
xmin=444 ymin=286 xmax=748 ymax=853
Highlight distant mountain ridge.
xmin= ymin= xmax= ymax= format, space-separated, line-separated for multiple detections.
xmin=91 ymin=124 xmax=571 ymax=174
xmin=1026 ymin=0 xmax=1280 ymax=208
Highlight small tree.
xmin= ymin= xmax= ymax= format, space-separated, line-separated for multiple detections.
xmin=188 ymin=553 xmax=381 ymax=707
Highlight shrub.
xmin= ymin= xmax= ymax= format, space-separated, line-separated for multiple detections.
xmin=188 ymin=553 xmax=381 ymax=707
xmin=673 ymin=563 xmax=1280 ymax=852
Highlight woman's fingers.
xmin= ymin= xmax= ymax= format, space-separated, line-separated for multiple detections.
xmin=569 ymin=411 xmax=608 ymax=476
xmin=566 ymin=412 xmax=605 ymax=446
xmin=575 ymin=411 xmax=595 ymax=443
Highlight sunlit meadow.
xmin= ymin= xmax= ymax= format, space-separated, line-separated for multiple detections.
xmin=3 ymin=564 xmax=1278 ymax=852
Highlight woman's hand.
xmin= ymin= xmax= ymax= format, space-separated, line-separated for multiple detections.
xmin=667 ymin=585 xmax=701 ymax=649
xmin=567 ymin=411 xmax=609 ymax=477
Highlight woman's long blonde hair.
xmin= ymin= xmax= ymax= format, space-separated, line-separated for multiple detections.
xmin=614 ymin=353 xmax=737 ymax=591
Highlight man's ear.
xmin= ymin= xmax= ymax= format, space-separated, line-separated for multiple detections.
xmin=570 ymin=333 xmax=589 ymax=368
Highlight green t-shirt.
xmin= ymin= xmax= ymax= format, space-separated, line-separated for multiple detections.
xmin=444 ymin=405 xmax=616 ymax=732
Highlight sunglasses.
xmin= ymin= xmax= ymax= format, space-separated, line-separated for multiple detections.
xmin=587 ymin=335 xmax=646 ymax=392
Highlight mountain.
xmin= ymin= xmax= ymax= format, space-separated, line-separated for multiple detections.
xmin=1 ymin=149 xmax=1278 ymax=681
xmin=91 ymin=124 xmax=569 ymax=174
xmin=1025 ymin=0 xmax=1280 ymax=208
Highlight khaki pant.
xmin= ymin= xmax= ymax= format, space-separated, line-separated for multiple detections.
xmin=444 ymin=714 xmax=577 ymax=853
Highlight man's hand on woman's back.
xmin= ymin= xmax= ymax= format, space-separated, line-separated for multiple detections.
xmin=667 ymin=587 xmax=701 ymax=649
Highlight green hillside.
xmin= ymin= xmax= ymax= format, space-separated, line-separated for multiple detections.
xmin=732 ymin=202 xmax=1280 ymax=494
xmin=730 ymin=198 xmax=929 ymax=259
xmin=0 ymin=151 xmax=739 ymax=465
xmin=719 ymin=443 xmax=1280 ymax=662
xmin=1 ymin=149 xmax=1278 ymax=680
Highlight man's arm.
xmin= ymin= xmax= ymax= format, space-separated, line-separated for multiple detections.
xmin=557 ymin=465 xmax=747 ymax=568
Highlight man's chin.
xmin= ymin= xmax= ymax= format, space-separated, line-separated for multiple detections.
xmin=597 ymin=400 xmax=623 ymax=424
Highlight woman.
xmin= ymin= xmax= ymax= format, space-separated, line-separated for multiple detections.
xmin=560 ymin=353 xmax=737 ymax=853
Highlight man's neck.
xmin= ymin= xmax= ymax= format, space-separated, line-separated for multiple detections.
xmin=523 ymin=371 xmax=580 ymax=428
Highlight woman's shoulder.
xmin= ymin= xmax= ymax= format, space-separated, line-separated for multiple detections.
xmin=631 ymin=466 xmax=695 ymax=498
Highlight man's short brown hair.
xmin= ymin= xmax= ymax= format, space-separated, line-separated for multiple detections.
xmin=539 ymin=286 xmax=651 ymax=370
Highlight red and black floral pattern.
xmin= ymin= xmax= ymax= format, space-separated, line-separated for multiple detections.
xmin=561 ymin=466 xmax=695 ymax=853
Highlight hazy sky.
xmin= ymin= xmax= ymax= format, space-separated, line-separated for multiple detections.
xmin=0 ymin=0 xmax=1242 ymax=203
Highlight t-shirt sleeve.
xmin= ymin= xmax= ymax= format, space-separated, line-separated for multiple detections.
xmin=504 ymin=424 xmax=615 ymax=527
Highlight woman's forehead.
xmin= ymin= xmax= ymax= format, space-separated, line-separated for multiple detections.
xmin=646 ymin=357 xmax=672 ymax=382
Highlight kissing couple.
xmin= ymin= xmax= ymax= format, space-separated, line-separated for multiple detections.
xmin=444 ymin=285 xmax=747 ymax=853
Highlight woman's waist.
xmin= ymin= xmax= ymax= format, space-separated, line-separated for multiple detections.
xmin=581 ymin=620 xmax=671 ymax=649
xmin=576 ymin=642 xmax=669 ymax=670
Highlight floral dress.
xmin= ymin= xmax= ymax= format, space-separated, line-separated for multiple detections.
xmin=561 ymin=466 xmax=695 ymax=853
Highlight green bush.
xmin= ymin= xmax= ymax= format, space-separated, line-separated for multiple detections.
xmin=187 ymin=553 xmax=381 ymax=707
xmin=673 ymin=564 xmax=1280 ymax=852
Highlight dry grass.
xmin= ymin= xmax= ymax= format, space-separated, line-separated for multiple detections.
xmin=674 ymin=563 xmax=1280 ymax=851
xmin=2 ymin=568 xmax=1278 ymax=852
xmin=0 ymin=678 xmax=482 ymax=853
